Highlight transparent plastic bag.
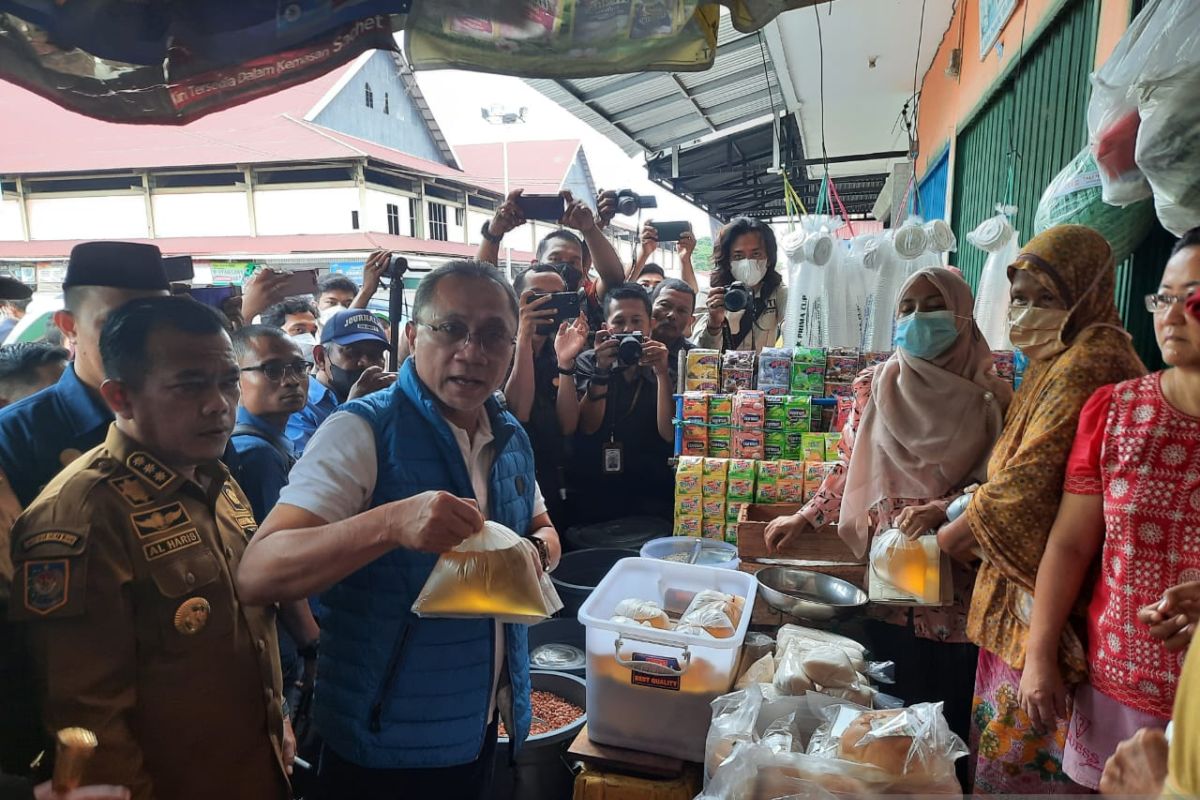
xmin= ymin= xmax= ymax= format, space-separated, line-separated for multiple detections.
xmin=612 ymin=598 xmax=671 ymax=629
xmin=736 ymin=653 xmax=777 ymax=690
xmin=1034 ymin=147 xmax=1155 ymax=263
xmin=706 ymin=685 xmax=765 ymax=779
xmin=411 ymin=521 xmax=562 ymax=624
xmin=1137 ymin=64 xmax=1200 ymax=236
xmin=704 ymin=742 xmax=886 ymax=799
xmin=968 ymin=211 xmax=1018 ymax=351
xmin=773 ymin=642 xmax=815 ymax=696
xmin=680 ymin=589 xmax=745 ymax=638
xmin=807 ymin=702 xmax=968 ymax=792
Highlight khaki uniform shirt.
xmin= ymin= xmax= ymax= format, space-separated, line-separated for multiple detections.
xmin=9 ymin=424 xmax=288 ymax=800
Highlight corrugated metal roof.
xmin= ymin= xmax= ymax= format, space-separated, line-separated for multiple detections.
xmin=526 ymin=13 xmax=781 ymax=157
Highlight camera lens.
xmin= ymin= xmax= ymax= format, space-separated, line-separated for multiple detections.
xmin=724 ymin=283 xmax=750 ymax=313
xmin=616 ymin=194 xmax=638 ymax=216
xmin=617 ymin=336 xmax=643 ymax=366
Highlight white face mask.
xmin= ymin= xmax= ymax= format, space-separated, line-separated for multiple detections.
xmin=289 ymin=332 xmax=316 ymax=362
xmin=730 ymin=258 xmax=768 ymax=287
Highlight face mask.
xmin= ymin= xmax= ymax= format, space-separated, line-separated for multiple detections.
xmin=730 ymin=258 xmax=768 ymax=286
xmin=289 ymin=332 xmax=316 ymax=362
xmin=319 ymin=306 xmax=342 ymax=325
xmin=327 ymin=362 xmax=364 ymax=400
xmin=1007 ymin=306 xmax=1069 ymax=360
xmin=893 ymin=310 xmax=959 ymax=360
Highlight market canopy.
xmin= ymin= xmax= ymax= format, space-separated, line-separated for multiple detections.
xmin=0 ymin=0 xmax=826 ymax=124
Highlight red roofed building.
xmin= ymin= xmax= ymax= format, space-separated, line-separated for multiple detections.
xmin=0 ymin=50 xmax=537 ymax=286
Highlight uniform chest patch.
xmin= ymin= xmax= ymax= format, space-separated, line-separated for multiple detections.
xmin=21 ymin=531 xmax=81 ymax=552
xmin=130 ymin=502 xmax=191 ymax=538
xmin=143 ymin=529 xmax=201 ymax=561
xmin=126 ymin=452 xmax=174 ymax=490
xmin=108 ymin=475 xmax=155 ymax=507
xmin=24 ymin=560 xmax=69 ymax=615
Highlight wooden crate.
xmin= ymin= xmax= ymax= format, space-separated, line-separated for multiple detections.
xmin=736 ymin=503 xmax=862 ymax=563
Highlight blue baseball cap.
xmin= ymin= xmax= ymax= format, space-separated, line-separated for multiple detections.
xmin=320 ymin=309 xmax=389 ymax=346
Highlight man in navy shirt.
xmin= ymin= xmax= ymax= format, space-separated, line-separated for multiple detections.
xmin=284 ymin=308 xmax=393 ymax=452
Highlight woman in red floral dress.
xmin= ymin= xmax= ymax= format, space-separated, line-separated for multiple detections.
xmin=1021 ymin=228 xmax=1200 ymax=790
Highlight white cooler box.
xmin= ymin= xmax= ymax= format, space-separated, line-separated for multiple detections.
xmin=577 ymin=557 xmax=758 ymax=762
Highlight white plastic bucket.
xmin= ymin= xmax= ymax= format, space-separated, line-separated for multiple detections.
xmin=578 ymin=557 xmax=758 ymax=761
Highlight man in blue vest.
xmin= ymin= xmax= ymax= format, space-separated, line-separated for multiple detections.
xmin=236 ymin=260 xmax=561 ymax=799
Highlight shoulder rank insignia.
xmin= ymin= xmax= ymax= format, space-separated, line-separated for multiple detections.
xmin=220 ymin=483 xmax=249 ymax=514
xmin=24 ymin=560 xmax=69 ymax=615
xmin=126 ymin=452 xmax=175 ymax=490
xmin=108 ymin=475 xmax=155 ymax=507
xmin=130 ymin=502 xmax=191 ymax=538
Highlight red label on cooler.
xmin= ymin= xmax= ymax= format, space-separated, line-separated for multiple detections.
xmin=630 ymin=653 xmax=681 ymax=691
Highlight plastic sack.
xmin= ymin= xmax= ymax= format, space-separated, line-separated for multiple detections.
xmin=776 ymin=624 xmax=867 ymax=668
xmin=411 ymin=521 xmax=562 ymax=624
xmin=612 ymin=598 xmax=671 ymax=629
xmin=705 ymin=684 xmax=836 ymax=785
xmin=680 ymin=590 xmax=745 ymax=639
xmin=1137 ymin=64 xmax=1200 ymax=236
xmin=1034 ymin=147 xmax=1155 ymax=263
xmin=703 ymin=741 xmax=888 ymax=799
xmin=736 ymin=653 xmax=777 ymax=690
xmin=968 ymin=212 xmax=1018 ymax=351
xmin=807 ymin=702 xmax=967 ymax=792
xmin=773 ymin=642 xmax=815 ymax=695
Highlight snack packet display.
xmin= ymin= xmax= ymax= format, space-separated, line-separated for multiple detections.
xmin=675 ymin=494 xmax=702 ymax=518
xmin=755 ymin=461 xmax=781 ymax=503
xmin=727 ymin=460 xmax=756 ymax=501
xmin=703 ymin=520 xmax=726 ymax=541
xmin=804 ymin=462 xmax=837 ymax=502
xmin=412 ymin=521 xmax=563 ymax=624
xmin=778 ymin=461 xmax=806 ymax=502
xmin=784 ymin=431 xmax=806 ymax=462
xmin=681 ymin=392 xmax=709 ymax=456
xmin=721 ymin=350 xmax=757 ymax=394
xmin=708 ymin=394 xmax=733 ymax=426
xmin=764 ymin=431 xmax=788 ymax=460
xmin=675 ymin=456 xmax=704 ymax=496
xmin=785 ymin=394 xmax=812 ymax=432
xmin=790 ymin=347 xmax=827 ymax=395
xmin=764 ymin=395 xmax=789 ymax=432
xmin=758 ymin=348 xmax=793 ymax=394
xmin=824 ymin=432 xmax=842 ymax=461
xmin=702 ymin=495 xmax=727 ymax=521
xmin=733 ymin=431 xmax=765 ymax=460
xmin=726 ymin=501 xmax=749 ymax=523
xmin=733 ymin=390 xmax=766 ymax=428
xmin=708 ymin=428 xmax=732 ymax=459
xmin=674 ymin=515 xmax=702 ymax=537
xmin=685 ymin=349 xmax=721 ymax=392
xmin=702 ymin=458 xmax=730 ymax=497
xmin=708 ymin=394 xmax=734 ymax=458
xmin=802 ymin=433 xmax=827 ymax=463
xmin=824 ymin=347 xmax=861 ymax=384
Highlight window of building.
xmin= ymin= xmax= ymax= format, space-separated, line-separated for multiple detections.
xmin=428 ymin=202 xmax=448 ymax=241
xmin=365 ymin=83 xmax=374 ymax=109
xmin=408 ymin=198 xmax=418 ymax=235
xmin=386 ymin=203 xmax=400 ymax=236
xmin=384 ymin=93 xmax=390 ymax=114
xmin=454 ymin=207 xmax=464 ymax=227
xmin=351 ymin=210 xmax=360 ymax=230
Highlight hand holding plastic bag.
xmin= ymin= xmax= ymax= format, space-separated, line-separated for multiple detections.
xmin=411 ymin=520 xmax=562 ymax=624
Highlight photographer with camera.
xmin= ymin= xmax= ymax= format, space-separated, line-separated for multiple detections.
xmin=505 ymin=264 xmax=589 ymax=526
xmin=479 ymin=189 xmax=634 ymax=332
xmin=694 ymin=216 xmax=788 ymax=352
xmin=568 ymin=284 xmax=676 ymax=525
xmin=627 ymin=220 xmax=700 ymax=293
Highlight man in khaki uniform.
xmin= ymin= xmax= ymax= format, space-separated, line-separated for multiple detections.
xmin=9 ymin=296 xmax=290 ymax=800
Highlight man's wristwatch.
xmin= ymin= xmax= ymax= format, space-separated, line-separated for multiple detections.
xmin=481 ymin=220 xmax=503 ymax=244
xmin=529 ymin=535 xmax=551 ymax=572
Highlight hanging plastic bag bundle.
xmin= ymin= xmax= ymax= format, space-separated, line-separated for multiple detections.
xmin=1136 ymin=61 xmax=1200 ymax=236
xmin=863 ymin=235 xmax=903 ymax=353
xmin=1034 ymin=146 xmax=1155 ymax=262
xmin=968 ymin=210 xmax=1019 ymax=351
xmin=411 ymin=520 xmax=563 ymax=624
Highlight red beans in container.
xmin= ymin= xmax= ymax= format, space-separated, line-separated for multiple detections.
xmin=497 ymin=691 xmax=584 ymax=737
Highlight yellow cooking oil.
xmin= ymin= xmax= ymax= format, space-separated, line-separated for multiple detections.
xmin=418 ymin=548 xmax=549 ymax=618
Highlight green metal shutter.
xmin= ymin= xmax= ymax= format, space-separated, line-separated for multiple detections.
xmin=951 ymin=0 xmax=1171 ymax=366
xmin=951 ymin=0 xmax=1098 ymax=289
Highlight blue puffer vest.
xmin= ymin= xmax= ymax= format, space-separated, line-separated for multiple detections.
xmin=313 ymin=359 xmax=535 ymax=769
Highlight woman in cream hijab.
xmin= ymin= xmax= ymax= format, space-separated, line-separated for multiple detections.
xmin=766 ymin=266 xmax=1011 ymax=745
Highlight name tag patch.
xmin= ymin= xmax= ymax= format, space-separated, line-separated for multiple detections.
xmin=143 ymin=529 xmax=201 ymax=561
xmin=21 ymin=531 xmax=81 ymax=552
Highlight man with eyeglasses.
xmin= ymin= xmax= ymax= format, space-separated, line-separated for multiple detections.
xmin=230 ymin=324 xmax=320 ymax=721
xmin=236 ymin=260 xmax=560 ymax=799
xmin=285 ymin=308 xmax=394 ymax=453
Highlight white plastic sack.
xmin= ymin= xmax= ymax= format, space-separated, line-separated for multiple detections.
xmin=968 ymin=212 xmax=1018 ymax=351
xmin=862 ymin=235 xmax=903 ymax=353
xmin=1137 ymin=64 xmax=1200 ymax=236
xmin=411 ymin=521 xmax=563 ymax=624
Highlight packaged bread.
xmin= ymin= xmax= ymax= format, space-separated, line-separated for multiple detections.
xmin=686 ymin=590 xmax=745 ymax=627
xmin=679 ymin=590 xmax=743 ymax=639
xmin=776 ymin=625 xmax=867 ymax=668
xmin=609 ymin=615 xmax=655 ymax=628
xmin=612 ymin=598 xmax=670 ymax=630
xmin=799 ymin=646 xmax=858 ymax=689
xmin=734 ymin=652 xmax=776 ymax=690
xmin=772 ymin=643 xmax=814 ymax=695
xmin=820 ymin=682 xmax=877 ymax=708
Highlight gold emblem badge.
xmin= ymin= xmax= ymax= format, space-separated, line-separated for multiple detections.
xmin=174 ymin=597 xmax=211 ymax=635
xmin=130 ymin=502 xmax=191 ymax=538
xmin=108 ymin=475 xmax=154 ymax=507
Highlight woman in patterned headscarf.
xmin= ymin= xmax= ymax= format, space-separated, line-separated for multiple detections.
xmin=936 ymin=225 xmax=1145 ymax=794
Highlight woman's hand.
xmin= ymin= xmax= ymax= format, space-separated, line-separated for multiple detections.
xmin=705 ymin=286 xmax=728 ymax=329
xmin=1018 ymin=653 xmax=1067 ymax=733
xmin=1139 ymin=580 xmax=1200 ymax=652
xmin=764 ymin=513 xmax=812 ymax=553
xmin=895 ymin=503 xmax=946 ymax=538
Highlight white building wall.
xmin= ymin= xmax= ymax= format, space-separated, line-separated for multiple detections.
xmin=27 ymin=195 xmax=148 ymax=240
xmin=153 ymin=192 xmax=250 ymax=238
xmin=467 ymin=209 xmax=491 ymax=247
xmin=254 ymin=186 xmax=358 ymax=236
xmin=364 ymin=188 xmax=415 ymax=237
xmin=0 ymin=198 xmax=23 ymax=240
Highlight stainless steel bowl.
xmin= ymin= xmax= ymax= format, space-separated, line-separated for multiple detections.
xmin=756 ymin=567 xmax=868 ymax=622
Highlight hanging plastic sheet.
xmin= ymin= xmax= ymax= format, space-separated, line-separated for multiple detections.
xmin=0 ymin=5 xmax=402 ymax=122
xmin=863 ymin=235 xmax=903 ymax=353
xmin=782 ymin=216 xmax=839 ymax=349
xmin=968 ymin=211 xmax=1018 ymax=351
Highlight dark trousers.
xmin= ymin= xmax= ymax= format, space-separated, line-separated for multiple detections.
xmin=313 ymin=717 xmax=499 ymax=800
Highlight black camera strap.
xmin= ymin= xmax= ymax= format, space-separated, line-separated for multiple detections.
xmin=723 ymin=293 xmax=768 ymax=350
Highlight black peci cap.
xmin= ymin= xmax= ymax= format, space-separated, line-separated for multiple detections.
xmin=64 ymin=241 xmax=169 ymax=291
xmin=0 ymin=275 xmax=33 ymax=301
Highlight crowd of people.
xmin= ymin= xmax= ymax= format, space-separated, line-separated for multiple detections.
xmin=0 ymin=185 xmax=1194 ymax=800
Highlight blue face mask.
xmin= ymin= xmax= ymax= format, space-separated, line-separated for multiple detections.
xmin=893 ymin=310 xmax=958 ymax=360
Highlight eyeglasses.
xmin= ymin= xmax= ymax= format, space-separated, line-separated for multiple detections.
xmin=418 ymin=321 xmax=516 ymax=356
xmin=241 ymin=360 xmax=312 ymax=382
xmin=1144 ymin=291 xmax=1197 ymax=313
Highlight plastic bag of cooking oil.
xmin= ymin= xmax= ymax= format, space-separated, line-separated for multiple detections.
xmin=412 ymin=520 xmax=563 ymax=624
xmin=868 ymin=530 xmax=947 ymax=606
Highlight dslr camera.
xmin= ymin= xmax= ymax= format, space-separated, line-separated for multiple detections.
xmin=614 ymin=331 xmax=646 ymax=366
xmin=382 ymin=254 xmax=408 ymax=280
xmin=614 ymin=189 xmax=658 ymax=216
xmin=723 ymin=282 xmax=751 ymax=313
